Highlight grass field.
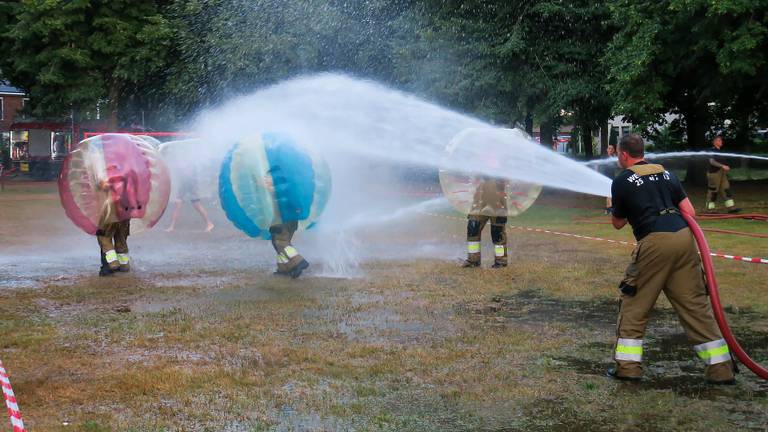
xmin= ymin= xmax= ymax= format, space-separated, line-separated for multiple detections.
xmin=0 ymin=181 xmax=766 ymax=431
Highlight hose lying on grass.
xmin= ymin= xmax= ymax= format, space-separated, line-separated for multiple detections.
xmin=697 ymin=213 xmax=768 ymax=221
xmin=682 ymin=212 xmax=768 ymax=380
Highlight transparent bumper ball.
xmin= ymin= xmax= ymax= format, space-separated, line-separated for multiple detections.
xmin=58 ymin=134 xmax=172 ymax=234
xmin=439 ymin=128 xmax=542 ymax=217
xmin=218 ymin=132 xmax=332 ymax=239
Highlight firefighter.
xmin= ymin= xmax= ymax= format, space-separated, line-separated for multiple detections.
xmin=607 ymin=134 xmax=734 ymax=384
xmin=462 ymin=176 xmax=508 ymax=268
xmin=262 ymin=171 xmax=310 ymax=278
xmin=97 ymin=220 xmax=131 ymax=276
xmin=705 ymin=136 xmax=741 ymax=213
xmin=96 ymin=178 xmax=131 ymax=276
xmin=270 ymin=221 xmax=309 ymax=278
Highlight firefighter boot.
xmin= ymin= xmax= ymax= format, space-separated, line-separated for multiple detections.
xmin=461 ymin=260 xmax=480 ymax=268
xmin=99 ymin=252 xmax=114 ymax=277
xmin=117 ymin=253 xmax=130 ymax=272
xmin=463 ymin=216 xmax=485 ymax=268
xmin=706 ymin=361 xmax=736 ymax=385
xmin=606 ymin=367 xmax=641 ymax=382
xmin=490 ymin=218 xmax=507 ymax=268
xmin=289 ymin=259 xmax=310 ymax=279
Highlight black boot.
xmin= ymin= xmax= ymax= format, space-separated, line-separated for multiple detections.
xmin=461 ymin=260 xmax=480 ymax=268
xmin=289 ymin=259 xmax=310 ymax=279
xmin=99 ymin=253 xmax=114 ymax=277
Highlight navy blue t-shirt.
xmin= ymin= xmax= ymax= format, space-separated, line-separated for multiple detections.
xmin=708 ymin=146 xmax=726 ymax=173
xmin=611 ymin=161 xmax=688 ymax=241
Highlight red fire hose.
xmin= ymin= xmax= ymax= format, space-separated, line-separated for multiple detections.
xmin=682 ymin=212 xmax=768 ymax=380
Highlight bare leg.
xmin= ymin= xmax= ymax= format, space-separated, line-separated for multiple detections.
xmin=192 ymin=200 xmax=214 ymax=232
xmin=165 ymin=200 xmax=183 ymax=232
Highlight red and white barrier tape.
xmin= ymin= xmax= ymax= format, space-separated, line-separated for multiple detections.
xmin=0 ymin=360 xmax=25 ymax=432
xmin=709 ymin=253 xmax=768 ymax=265
xmin=423 ymin=212 xmax=768 ymax=265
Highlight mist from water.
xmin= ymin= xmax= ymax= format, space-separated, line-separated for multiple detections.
xmin=191 ymin=73 xmax=611 ymax=196
xmin=185 ymin=73 xmax=614 ymax=276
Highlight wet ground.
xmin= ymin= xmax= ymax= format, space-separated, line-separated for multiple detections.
xmin=1 ymin=182 xmax=767 ymax=431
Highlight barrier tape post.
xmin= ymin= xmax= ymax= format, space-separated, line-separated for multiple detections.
xmin=0 ymin=360 xmax=25 ymax=432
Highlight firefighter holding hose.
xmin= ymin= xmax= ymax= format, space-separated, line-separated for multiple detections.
xmin=607 ymin=134 xmax=735 ymax=384
xmin=705 ymin=135 xmax=741 ymax=213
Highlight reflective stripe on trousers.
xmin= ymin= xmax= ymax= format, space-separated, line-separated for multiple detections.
xmin=467 ymin=242 xmax=480 ymax=254
xmin=284 ymin=246 xmax=299 ymax=259
xmin=117 ymin=253 xmax=130 ymax=265
xmin=105 ymin=250 xmax=118 ymax=263
xmin=694 ymin=339 xmax=730 ymax=365
xmin=494 ymin=245 xmax=505 ymax=257
xmin=615 ymin=338 xmax=643 ymax=362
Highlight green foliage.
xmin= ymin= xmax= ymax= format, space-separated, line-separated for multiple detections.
xmin=604 ymin=0 xmax=768 ymax=148
xmin=646 ymin=120 xmax=686 ymax=152
xmin=0 ymin=0 xmax=171 ymax=121
xmin=0 ymin=0 xmax=765 ymax=142
xmin=163 ymin=0 xmax=417 ymax=117
xmin=394 ymin=0 xmax=616 ymax=135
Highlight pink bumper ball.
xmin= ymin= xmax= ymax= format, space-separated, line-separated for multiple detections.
xmin=58 ymin=134 xmax=171 ymax=234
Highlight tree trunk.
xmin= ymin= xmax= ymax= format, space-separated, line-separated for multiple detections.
xmin=600 ymin=122 xmax=609 ymax=155
xmin=107 ymin=81 xmax=120 ymax=131
xmin=582 ymin=126 xmax=593 ymax=158
xmin=540 ymin=120 xmax=554 ymax=149
xmin=733 ymin=113 xmax=751 ymax=152
xmin=684 ymin=109 xmax=708 ymax=149
xmin=682 ymin=109 xmax=709 ymax=186
xmin=524 ymin=113 xmax=534 ymax=136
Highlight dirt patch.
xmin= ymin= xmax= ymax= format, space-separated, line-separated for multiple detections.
xmin=459 ymin=288 xmax=622 ymax=329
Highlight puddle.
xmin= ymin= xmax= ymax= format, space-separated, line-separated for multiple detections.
xmin=336 ymin=308 xmax=433 ymax=343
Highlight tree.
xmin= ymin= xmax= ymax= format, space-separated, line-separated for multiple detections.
xmin=157 ymin=0 xmax=418 ymax=119
xmin=402 ymin=1 xmax=616 ymax=154
xmin=605 ymin=0 xmax=768 ymax=149
xmin=0 ymin=0 xmax=172 ymax=128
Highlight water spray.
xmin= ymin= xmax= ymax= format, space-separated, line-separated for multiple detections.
xmin=681 ymin=212 xmax=768 ymax=380
xmin=587 ymin=151 xmax=768 ymax=167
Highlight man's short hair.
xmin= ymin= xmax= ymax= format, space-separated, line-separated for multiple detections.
xmin=619 ymin=134 xmax=644 ymax=158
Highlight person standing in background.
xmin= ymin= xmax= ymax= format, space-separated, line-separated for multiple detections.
xmin=705 ymin=136 xmax=741 ymax=213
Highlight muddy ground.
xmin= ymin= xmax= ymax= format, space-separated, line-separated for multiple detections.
xmin=0 ymin=181 xmax=766 ymax=431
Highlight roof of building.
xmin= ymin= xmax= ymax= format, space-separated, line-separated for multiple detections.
xmin=0 ymin=81 xmax=25 ymax=95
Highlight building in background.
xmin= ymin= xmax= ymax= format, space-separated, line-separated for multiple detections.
xmin=0 ymin=82 xmax=26 ymax=169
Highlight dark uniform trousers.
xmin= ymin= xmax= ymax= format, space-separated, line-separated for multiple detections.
xmin=97 ymin=220 xmax=130 ymax=270
xmin=270 ymin=221 xmax=305 ymax=273
xmin=706 ymin=169 xmax=735 ymax=210
xmin=466 ymin=215 xmax=507 ymax=266
xmin=615 ymin=227 xmax=733 ymax=381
